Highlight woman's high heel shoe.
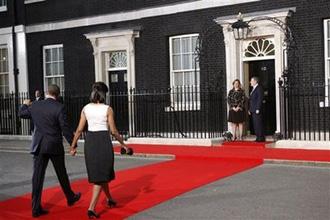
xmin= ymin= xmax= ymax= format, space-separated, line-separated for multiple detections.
xmin=87 ymin=210 xmax=100 ymax=219
xmin=107 ymin=199 xmax=117 ymax=208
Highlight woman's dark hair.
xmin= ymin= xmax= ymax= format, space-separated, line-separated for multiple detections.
xmin=89 ymin=82 xmax=109 ymax=103
xmin=232 ymin=79 xmax=241 ymax=87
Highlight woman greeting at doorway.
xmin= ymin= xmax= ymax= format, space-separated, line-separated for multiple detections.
xmin=227 ymin=79 xmax=246 ymax=140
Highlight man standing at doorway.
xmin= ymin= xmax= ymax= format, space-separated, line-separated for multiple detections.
xmin=249 ymin=76 xmax=265 ymax=142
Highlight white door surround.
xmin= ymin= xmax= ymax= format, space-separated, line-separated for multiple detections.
xmin=215 ymin=7 xmax=295 ymax=133
xmin=0 ymin=25 xmax=29 ymax=93
xmin=85 ymin=29 xmax=139 ymax=90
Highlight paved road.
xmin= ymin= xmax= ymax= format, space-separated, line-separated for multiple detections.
xmin=130 ymin=163 xmax=330 ymax=220
xmin=1 ymin=140 xmax=330 ymax=220
xmin=0 ymin=151 xmax=164 ymax=201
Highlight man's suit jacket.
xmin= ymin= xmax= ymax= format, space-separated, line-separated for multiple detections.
xmin=19 ymin=98 xmax=73 ymax=155
xmin=249 ymin=85 xmax=264 ymax=113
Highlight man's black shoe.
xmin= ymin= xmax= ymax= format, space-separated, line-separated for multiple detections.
xmin=67 ymin=192 xmax=81 ymax=206
xmin=256 ymin=139 xmax=265 ymax=142
xmin=32 ymin=209 xmax=49 ymax=218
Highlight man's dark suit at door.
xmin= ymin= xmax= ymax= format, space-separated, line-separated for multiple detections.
xmin=19 ymin=85 xmax=81 ymax=217
xmin=249 ymin=77 xmax=265 ymax=142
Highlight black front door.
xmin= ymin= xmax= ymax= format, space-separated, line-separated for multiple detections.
xmin=248 ymin=60 xmax=276 ymax=135
xmin=109 ymin=70 xmax=129 ymax=134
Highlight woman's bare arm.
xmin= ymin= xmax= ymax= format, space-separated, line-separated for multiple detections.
xmin=107 ymin=107 xmax=128 ymax=148
xmin=70 ymin=110 xmax=87 ymax=155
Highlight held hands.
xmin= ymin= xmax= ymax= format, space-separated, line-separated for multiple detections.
xmin=233 ymin=107 xmax=242 ymax=112
xmin=69 ymin=146 xmax=77 ymax=156
xmin=23 ymin=99 xmax=32 ymax=106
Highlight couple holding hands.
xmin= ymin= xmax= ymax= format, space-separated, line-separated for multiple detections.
xmin=20 ymin=82 xmax=130 ymax=219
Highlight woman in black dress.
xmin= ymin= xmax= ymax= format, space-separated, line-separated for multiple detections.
xmin=227 ymin=79 xmax=246 ymax=140
xmin=70 ymin=82 xmax=129 ymax=218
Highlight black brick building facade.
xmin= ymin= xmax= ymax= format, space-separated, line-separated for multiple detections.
xmin=1 ymin=0 xmax=329 ymax=140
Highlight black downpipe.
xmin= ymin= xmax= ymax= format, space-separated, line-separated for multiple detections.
xmin=12 ymin=0 xmax=20 ymax=133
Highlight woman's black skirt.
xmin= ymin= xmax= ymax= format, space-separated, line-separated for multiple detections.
xmin=84 ymin=131 xmax=115 ymax=183
xmin=228 ymin=109 xmax=246 ymax=123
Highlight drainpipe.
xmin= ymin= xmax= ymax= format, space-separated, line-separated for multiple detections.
xmin=12 ymin=0 xmax=20 ymax=134
xmin=12 ymin=0 xmax=19 ymax=95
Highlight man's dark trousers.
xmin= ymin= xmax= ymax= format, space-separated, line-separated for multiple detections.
xmin=251 ymin=112 xmax=265 ymax=141
xmin=32 ymin=152 xmax=75 ymax=212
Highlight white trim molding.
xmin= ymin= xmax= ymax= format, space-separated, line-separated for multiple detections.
xmin=26 ymin=0 xmax=260 ymax=33
xmin=85 ymin=29 xmax=139 ymax=136
xmin=84 ymin=29 xmax=139 ymax=89
xmin=215 ymin=7 xmax=296 ymax=134
xmin=24 ymin=0 xmax=46 ymax=4
xmin=0 ymin=25 xmax=29 ymax=93
xmin=321 ymin=19 xmax=330 ymax=108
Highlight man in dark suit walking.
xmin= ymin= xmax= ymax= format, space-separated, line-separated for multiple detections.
xmin=249 ymin=76 xmax=265 ymax=142
xmin=19 ymin=84 xmax=81 ymax=218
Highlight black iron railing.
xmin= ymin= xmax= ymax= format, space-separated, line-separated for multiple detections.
xmin=280 ymin=82 xmax=330 ymax=141
xmin=0 ymin=86 xmax=227 ymax=139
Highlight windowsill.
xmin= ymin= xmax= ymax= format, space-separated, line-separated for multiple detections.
xmin=164 ymin=103 xmax=201 ymax=112
xmin=24 ymin=0 xmax=46 ymax=4
xmin=0 ymin=6 xmax=7 ymax=12
xmin=319 ymin=97 xmax=329 ymax=108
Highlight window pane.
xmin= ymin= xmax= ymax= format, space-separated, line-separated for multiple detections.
xmin=59 ymin=77 xmax=65 ymax=91
xmin=59 ymin=62 xmax=64 ymax=75
xmin=184 ymin=72 xmax=192 ymax=85
xmin=182 ymin=37 xmax=190 ymax=53
xmin=58 ymin=47 xmax=63 ymax=60
xmin=328 ymin=40 xmax=330 ymax=57
xmin=0 ymin=74 xmax=4 ymax=85
xmin=174 ymin=72 xmax=183 ymax=86
xmin=328 ymin=60 xmax=330 ymax=77
xmin=182 ymin=54 xmax=191 ymax=69
xmin=172 ymin=38 xmax=180 ymax=54
xmin=173 ymin=55 xmax=181 ymax=70
xmin=328 ymin=20 xmax=330 ymax=39
xmin=46 ymin=63 xmax=52 ymax=76
xmin=52 ymin=48 xmax=58 ymax=62
xmin=46 ymin=78 xmax=52 ymax=87
xmin=192 ymin=36 xmax=198 ymax=53
xmin=45 ymin=49 xmax=51 ymax=62
xmin=4 ymin=74 xmax=8 ymax=86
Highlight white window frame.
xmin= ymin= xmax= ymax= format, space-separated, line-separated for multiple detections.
xmin=0 ymin=0 xmax=7 ymax=12
xmin=0 ymin=45 xmax=9 ymax=95
xmin=169 ymin=33 xmax=200 ymax=111
xmin=24 ymin=0 xmax=46 ymax=4
xmin=322 ymin=19 xmax=330 ymax=107
xmin=43 ymin=44 xmax=65 ymax=92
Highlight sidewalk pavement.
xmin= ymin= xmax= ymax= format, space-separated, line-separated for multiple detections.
xmin=1 ymin=138 xmax=329 ymax=167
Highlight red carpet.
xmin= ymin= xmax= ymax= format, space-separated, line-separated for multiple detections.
xmin=1 ymin=141 xmax=329 ymax=219
xmin=0 ymin=157 xmax=261 ymax=219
